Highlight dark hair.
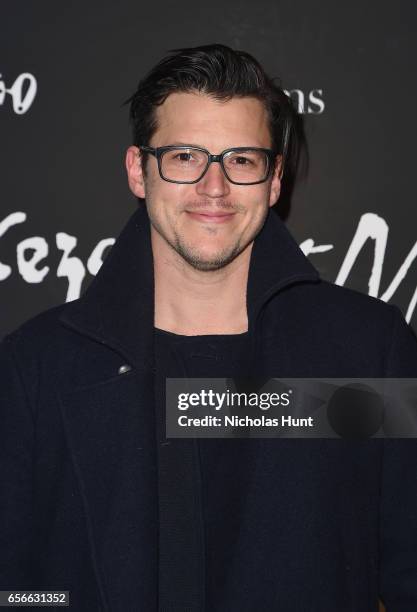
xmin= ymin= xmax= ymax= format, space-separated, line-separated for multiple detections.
xmin=123 ymin=44 xmax=299 ymax=183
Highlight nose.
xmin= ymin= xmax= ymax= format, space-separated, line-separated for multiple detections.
xmin=195 ymin=160 xmax=231 ymax=198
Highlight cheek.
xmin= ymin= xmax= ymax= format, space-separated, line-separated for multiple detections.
xmin=146 ymin=183 xmax=190 ymax=228
xmin=241 ymin=188 xmax=271 ymax=230
xmin=240 ymin=185 xmax=271 ymax=215
xmin=148 ymin=178 xmax=190 ymax=203
xmin=241 ymin=182 xmax=269 ymax=200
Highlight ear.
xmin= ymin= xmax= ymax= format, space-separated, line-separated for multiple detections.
xmin=269 ymin=155 xmax=282 ymax=207
xmin=125 ymin=145 xmax=146 ymax=199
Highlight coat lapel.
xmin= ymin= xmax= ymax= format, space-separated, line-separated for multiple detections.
xmin=57 ymin=205 xmax=159 ymax=609
xmin=59 ymin=203 xmax=156 ymax=371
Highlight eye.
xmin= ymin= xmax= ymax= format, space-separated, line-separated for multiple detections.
xmin=233 ymin=156 xmax=252 ymax=165
xmin=176 ymin=152 xmax=193 ymax=162
xmin=226 ymin=153 xmax=257 ymax=166
xmin=163 ymin=148 xmax=207 ymax=173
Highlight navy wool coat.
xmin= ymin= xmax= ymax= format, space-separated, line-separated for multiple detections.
xmin=1 ymin=203 xmax=417 ymax=612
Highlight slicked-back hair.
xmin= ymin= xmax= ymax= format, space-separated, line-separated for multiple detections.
xmin=124 ymin=44 xmax=299 ymax=184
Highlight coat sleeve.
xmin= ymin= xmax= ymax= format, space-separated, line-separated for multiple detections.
xmin=0 ymin=333 xmax=36 ymax=589
xmin=379 ymin=306 xmax=417 ymax=611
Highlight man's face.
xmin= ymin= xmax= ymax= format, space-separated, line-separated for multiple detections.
xmin=126 ymin=91 xmax=281 ymax=271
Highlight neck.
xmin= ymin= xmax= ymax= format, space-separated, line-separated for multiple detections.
xmin=152 ymin=229 xmax=251 ymax=336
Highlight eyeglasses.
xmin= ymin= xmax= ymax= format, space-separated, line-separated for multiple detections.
xmin=139 ymin=145 xmax=277 ymax=185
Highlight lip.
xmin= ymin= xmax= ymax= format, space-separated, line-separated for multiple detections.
xmin=186 ymin=211 xmax=236 ymax=224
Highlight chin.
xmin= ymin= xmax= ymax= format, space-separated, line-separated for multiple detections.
xmin=175 ymin=241 xmax=243 ymax=272
xmin=182 ymin=257 xmax=234 ymax=272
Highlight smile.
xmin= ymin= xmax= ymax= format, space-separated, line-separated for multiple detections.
xmin=186 ymin=211 xmax=236 ymax=224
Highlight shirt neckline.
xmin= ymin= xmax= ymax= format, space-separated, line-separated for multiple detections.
xmin=154 ymin=326 xmax=249 ymax=340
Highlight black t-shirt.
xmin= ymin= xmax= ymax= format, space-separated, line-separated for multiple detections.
xmin=153 ymin=326 xmax=250 ymax=610
xmin=153 ymin=326 xmax=249 ymax=378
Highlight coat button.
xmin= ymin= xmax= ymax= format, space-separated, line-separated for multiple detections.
xmin=118 ymin=364 xmax=132 ymax=374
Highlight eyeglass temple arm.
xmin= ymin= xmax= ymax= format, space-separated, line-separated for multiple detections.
xmin=139 ymin=145 xmax=157 ymax=157
xmin=279 ymin=123 xmax=290 ymax=179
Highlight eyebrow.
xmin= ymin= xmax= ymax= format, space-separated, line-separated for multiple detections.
xmin=165 ymin=142 xmax=263 ymax=149
xmin=167 ymin=142 xmax=206 ymax=148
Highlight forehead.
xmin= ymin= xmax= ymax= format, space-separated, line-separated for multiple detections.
xmin=151 ymin=91 xmax=272 ymax=149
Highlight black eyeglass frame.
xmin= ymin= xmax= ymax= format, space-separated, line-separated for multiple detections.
xmin=139 ymin=145 xmax=278 ymax=185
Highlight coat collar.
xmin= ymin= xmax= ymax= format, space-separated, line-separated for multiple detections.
xmin=59 ymin=203 xmax=319 ymax=370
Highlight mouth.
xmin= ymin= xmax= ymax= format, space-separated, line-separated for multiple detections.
xmin=185 ymin=210 xmax=236 ymax=224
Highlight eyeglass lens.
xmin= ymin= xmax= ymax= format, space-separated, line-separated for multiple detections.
xmin=160 ymin=148 xmax=269 ymax=183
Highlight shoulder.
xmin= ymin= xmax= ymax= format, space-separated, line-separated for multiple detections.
xmin=3 ymin=302 xmax=76 ymax=352
xmin=280 ymin=278 xmax=402 ymax=328
xmin=305 ymin=280 xmax=416 ymax=351
xmin=1 ymin=301 xmax=90 ymax=389
xmin=265 ymin=279 xmax=417 ymax=376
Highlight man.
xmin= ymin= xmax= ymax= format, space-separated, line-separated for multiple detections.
xmin=1 ymin=44 xmax=417 ymax=612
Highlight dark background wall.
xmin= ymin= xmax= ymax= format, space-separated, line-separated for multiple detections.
xmin=1 ymin=1 xmax=416 ymax=339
